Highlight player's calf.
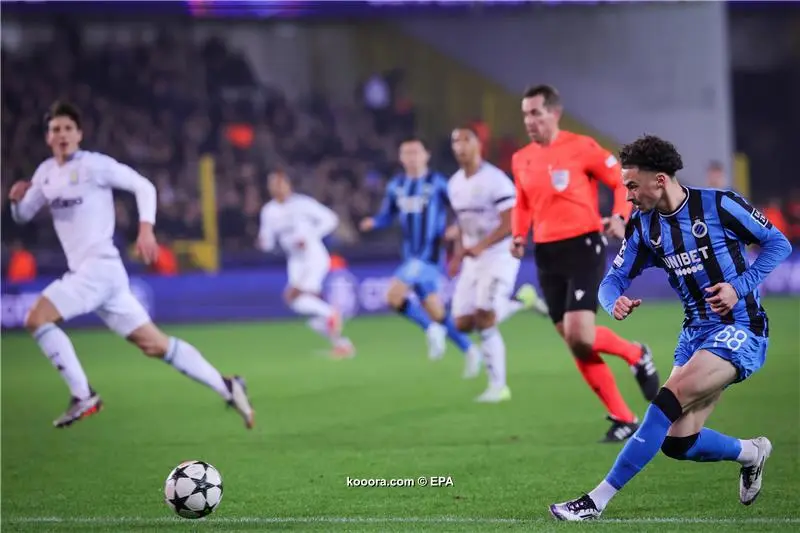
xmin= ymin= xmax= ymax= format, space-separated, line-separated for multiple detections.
xmin=455 ymin=315 xmax=474 ymax=333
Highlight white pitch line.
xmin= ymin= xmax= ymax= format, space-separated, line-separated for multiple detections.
xmin=5 ymin=516 xmax=800 ymax=525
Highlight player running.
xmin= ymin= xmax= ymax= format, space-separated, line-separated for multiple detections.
xmin=549 ymin=135 xmax=791 ymax=520
xmin=257 ymin=170 xmax=354 ymax=358
xmin=511 ymin=85 xmax=660 ymax=442
xmin=8 ymin=101 xmax=255 ymax=429
xmin=359 ymin=137 xmax=483 ymax=376
xmin=447 ymin=127 xmax=547 ymax=402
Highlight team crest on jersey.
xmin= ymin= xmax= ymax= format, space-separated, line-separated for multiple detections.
xmin=691 ymin=219 xmax=708 ymax=238
xmin=69 ymin=170 xmax=79 ymax=185
xmin=549 ymin=168 xmax=570 ymax=192
xmin=750 ymin=208 xmax=769 ymax=228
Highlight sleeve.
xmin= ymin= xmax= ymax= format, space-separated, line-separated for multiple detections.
xmin=584 ymin=138 xmax=632 ymax=221
xmin=10 ymin=165 xmax=48 ymax=224
xmin=718 ymin=191 xmax=793 ymax=299
xmin=94 ymin=154 xmax=156 ymax=225
xmin=598 ymin=215 xmax=657 ymax=315
xmin=304 ymin=197 xmax=339 ymax=238
xmin=372 ymin=179 xmax=398 ymax=230
xmin=257 ymin=205 xmax=276 ymax=252
xmin=492 ymin=170 xmax=517 ymax=212
xmin=510 ymin=153 xmax=532 ymax=239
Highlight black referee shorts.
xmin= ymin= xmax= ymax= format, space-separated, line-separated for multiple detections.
xmin=534 ymin=231 xmax=608 ymax=325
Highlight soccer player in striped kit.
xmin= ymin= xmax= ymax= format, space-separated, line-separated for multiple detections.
xmin=549 ymin=135 xmax=792 ymax=520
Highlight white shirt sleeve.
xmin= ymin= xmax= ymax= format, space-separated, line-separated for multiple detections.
xmin=492 ymin=169 xmax=517 ymax=212
xmin=257 ymin=204 xmax=276 ymax=252
xmin=10 ymin=165 xmax=48 ymax=224
xmin=302 ymin=196 xmax=339 ymax=238
xmin=94 ymin=154 xmax=157 ymax=224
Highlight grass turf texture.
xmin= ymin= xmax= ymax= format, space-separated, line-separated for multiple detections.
xmin=2 ymin=299 xmax=798 ymax=532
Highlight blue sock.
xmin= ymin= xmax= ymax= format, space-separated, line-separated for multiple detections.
xmin=397 ymin=299 xmax=432 ymax=330
xmin=685 ymin=428 xmax=742 ymax=462
xmin=439 ymin=314 xmax=472 ymax=353
xmin=606 ymin=403 xmax=673 ymax=490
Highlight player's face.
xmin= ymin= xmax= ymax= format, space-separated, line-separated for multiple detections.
xmin=450 ymin=129 xmax=479 ymax=165
xmin=268 ymin=173 xmax=291 ymax=200
xmin=521 ymin=96 xmax=560 ymax=144
xmin=398 ymin=141 xmax=430 ymax=176
xmin=622 ymin=167 xmax=666 ymax=213
xmin=46 ymin=116 xmax=82 ymax=158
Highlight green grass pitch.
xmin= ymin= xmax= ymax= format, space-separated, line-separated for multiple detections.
xmin=2 ymin=299 xmax=798 ymax=532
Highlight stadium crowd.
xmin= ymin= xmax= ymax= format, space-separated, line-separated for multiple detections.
xmin=2 ymin=24 xmax=799 ymax=281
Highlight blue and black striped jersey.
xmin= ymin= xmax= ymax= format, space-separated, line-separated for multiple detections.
xmin=600 ymin=187 xmax=792 ymax=334
xmin=372 ymin=172 xmax=450 ymax=264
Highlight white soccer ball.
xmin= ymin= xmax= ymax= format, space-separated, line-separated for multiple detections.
xmin=164 ymin=460 xmax=223 ymax=519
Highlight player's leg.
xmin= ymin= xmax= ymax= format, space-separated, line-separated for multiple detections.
xmin=550 ymin=348 xmax=741 ymax=520
xmin=29 ymin=273 xmax=104 ymax=428
xmin=444 ymin=260 xmax=484 ymax=379
xmin=98 ymin=291 xmax=255 ymax=429
xmin=388 ymin=260 xmax=436 ymax=337
xmin=471 ymin=260 xmax=517 ymax=402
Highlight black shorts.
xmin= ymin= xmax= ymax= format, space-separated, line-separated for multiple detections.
xmin=534 ymin=231 xmax=607 ymax=324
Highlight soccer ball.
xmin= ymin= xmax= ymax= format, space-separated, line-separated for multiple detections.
xmin=164 ymin=460 xmax=223 ymax=519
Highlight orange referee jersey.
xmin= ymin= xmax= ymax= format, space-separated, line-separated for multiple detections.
xmin=511 ymin=130 xmax=632 ymax=244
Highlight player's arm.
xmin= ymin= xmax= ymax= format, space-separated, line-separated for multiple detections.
xmin=466 ymin=174 xmax=516 ymax=256
xmin=363 ymin=180 xmax=397 ymax=231
xmin=9 ymin=170 xmax=47 ymax=224
xmin=585 ymin=139 xmax=632 ymax=231
xmin=510 ymin=153 xmax=532 ymax=242
xmin=718 ymin=191 xmax=793 ymax=300
xmin=305 ymin=197 xmax=339 ymax=238
xmin=95 ymin=155 xmax=157 ymax=228
xmin=598 ymin=215 xmax=656 ymax=319
xmin=95 ymin=155 xmax=159 ymax=263
xmin=257 ymin=205 xmax=276 ymax=252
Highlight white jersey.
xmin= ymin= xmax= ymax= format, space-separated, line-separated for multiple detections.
xmin=258 ymin=193 xmax=338 ymax=260
xmin=447 ymin=162 xmax=516 ymax=256
xmin=11 ymin=150 xmax=156 ymax=272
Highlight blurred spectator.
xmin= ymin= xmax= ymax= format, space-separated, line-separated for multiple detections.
xmin=761 ymin=198 xmax=790 ymax=237
xmin=706 ymin=160 xmax=729 ymax=189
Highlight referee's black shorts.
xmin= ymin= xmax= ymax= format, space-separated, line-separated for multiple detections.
xmin=534 ymin=231 xmax=608 ymax=325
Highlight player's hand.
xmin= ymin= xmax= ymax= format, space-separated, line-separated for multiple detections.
xmin=705 ymin=283 xmax=738 ymax=316
xmin=510 ymin=236 xmax=526 ymax=259
xmin=8 ymin=181 xmax=32 ymax=202
xmin=447 ymin=252 xmax=463 ymax=278
xmin=613 ymin=296 xmax=642 ymax=320
xmin=603 ymin=216 xmax=625 ymax=240
xmin=359 ymin=218 xmax=375 ymax=232
xmin=135 ymin=226 xmax=159 ymax=265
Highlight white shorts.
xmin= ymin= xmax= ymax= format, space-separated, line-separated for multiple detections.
xmin=287 ymin=255 xmax=330 ymax=294
xmin=451 ymin=253 xmax=520 ymax=318
xmin=42 ymin=258 xmax=151 ymax=337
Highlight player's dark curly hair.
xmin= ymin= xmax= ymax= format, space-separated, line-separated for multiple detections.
xmin=618 ymin=135 xmax=684 ymax=177
xmin=44 ymin=100 xmax=82 ymax=130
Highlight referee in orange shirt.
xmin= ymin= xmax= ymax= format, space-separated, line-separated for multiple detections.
xmin=511 ymin=85 xmax=661 ymax=443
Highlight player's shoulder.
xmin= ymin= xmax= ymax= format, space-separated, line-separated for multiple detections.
xmin=31 ymin=157 xmax=56 ymax=181
xmin=512 ymin=142 xmax=540 ymax=163
xmin=480 ymin=162 xmax=512 ymax=182
xmin=81 ymin=150 xmax=119 ymax=167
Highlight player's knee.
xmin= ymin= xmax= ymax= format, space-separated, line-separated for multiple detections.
xmin=24 ymin=299 xmax=58 ymax=333
xmin=474 ymin=309 xmax=496 ymax=330
xmin=283 ymin=287 xmax=301 ymax=304
xmin=565 ymin=332 xmax=593 ymax=360
xmin=386 ymin=284 xmax=408 ymax=309
xmin=455 ymin=315 xmax=474 ymax=332
xmin=652 ymin=387 xmax=684 ymax=423
xmin=127 ymin=325 xmax=170 ymax=358
xmin=660 ymin=434 xmax=699 ymax=460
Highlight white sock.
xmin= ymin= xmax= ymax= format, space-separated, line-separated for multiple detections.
xmin=34 ymin=324 xmax=92 ymax=400
xmin=164 ymin=337 xmax=231 ymax=400
xmin=496 ymin=299 xmax=524 ymax=324
xmin=479 ymin=326 xmax=506 ymax=388
xmin=588 ymin=480 xmax=618 ymax=510
xmin=291 ymin=294 xmax=334 ymax=319
xmin=737 ymin=439 xmax=759 ymax=466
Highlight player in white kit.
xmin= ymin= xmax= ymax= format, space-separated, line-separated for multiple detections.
xmin=257 ymin=170 xmax=354 ymax=357
xmin=7 ymin=101 xmax=255 ymax=429
xmin=447 ymin=127 xmax=547 ymax=402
